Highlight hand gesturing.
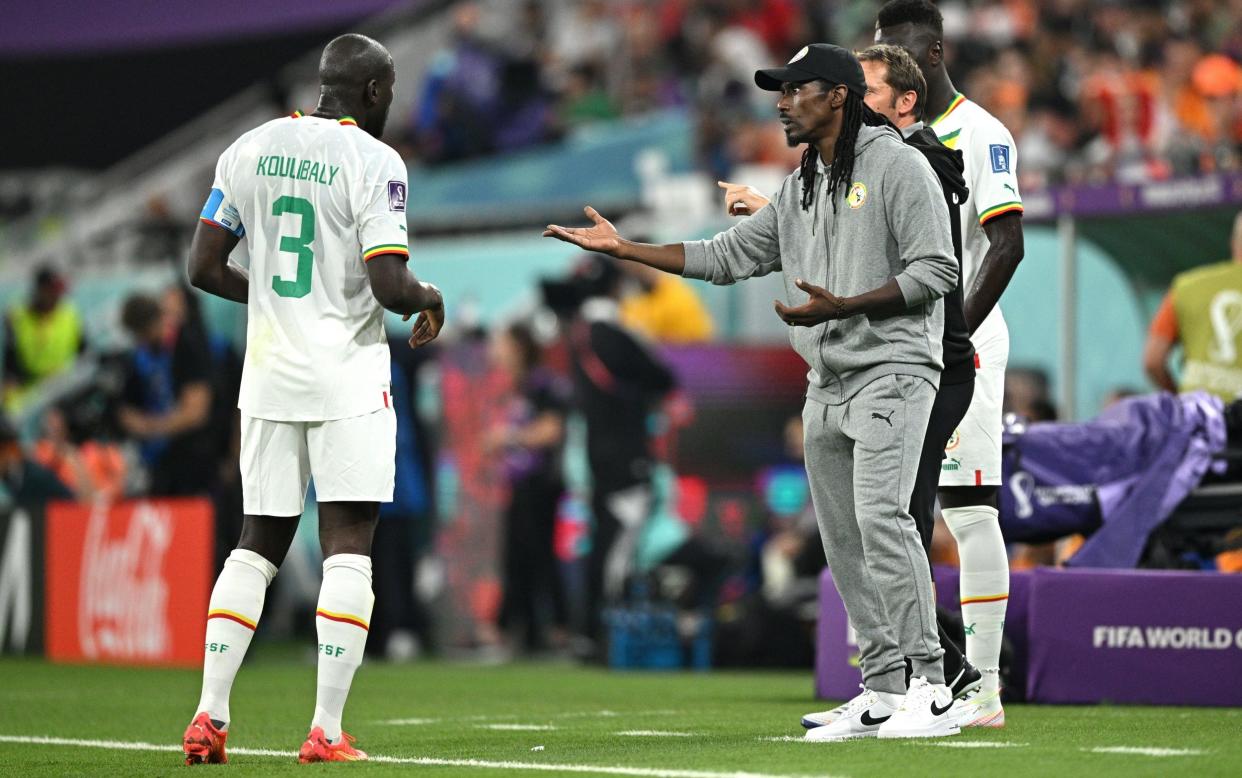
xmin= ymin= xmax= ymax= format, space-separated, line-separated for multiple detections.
xmin=774 ymin=278 xmax=846 ymax=327
xmin=543 ymin=206 xmax=622 ymax=255
xmin=717 ymin=180 xmax=770 ymax=217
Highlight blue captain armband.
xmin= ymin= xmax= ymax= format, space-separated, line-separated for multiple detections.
xmin=199 ymin=188 xmax=246 ymax=237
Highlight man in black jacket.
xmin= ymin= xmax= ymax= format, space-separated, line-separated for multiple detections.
xmin=566 ymin=255 xmax=676 ymax=649
xmin=814 ymin=42 xmax=982 ymax=727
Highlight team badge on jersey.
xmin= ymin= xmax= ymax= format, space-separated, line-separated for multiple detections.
xmin=989 ymin=144 xmax=1011 ymax=173
xmin=945 ymin=428 xmax=961 ymax=451
xmin=388 ymin=180 xmax=407 ymax=212
xmin=846 ymin=182 xmax=868 ymax=209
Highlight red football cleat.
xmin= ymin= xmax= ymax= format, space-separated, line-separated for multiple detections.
xmin=183 ymin=712 xmax=228 ymax=765
xmin=298 ymin=727 xmax=368 ymax=763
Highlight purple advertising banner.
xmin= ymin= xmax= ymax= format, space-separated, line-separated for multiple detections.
xmin=815 ymin=569 xmax=859 ymax=701
xmin=1027 ymin=568 xmax=1242 ymax=706
xmin=2 ymin=0 xmax=408 ymax=56
xmin=1023 ymin=173 xmax=1242 ymax=222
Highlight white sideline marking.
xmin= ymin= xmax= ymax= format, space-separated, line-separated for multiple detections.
xmin=0 ymin=734 xmax=839 ymax=778
xmin=759 ymin=737 xmax=810 ymax=743
xmin=1086 ymin=747 xmax=1207 ymax=757
xmin=559 ymin=709 xmax=681 ymax=718
xmin=914 ymin=741 xmax=1029 ymax=749
xmin=760 ymin=736 xmax=1028 ymax=749
xmin=378 ymin=717 xmax=439 ymax=726
xmin=377 ymin=709 xmax=679 ymax=725
xmin=477 ymin=724 xmax=558 ymax=731
xmin=617 ymin=731 xmax=698 ymax=737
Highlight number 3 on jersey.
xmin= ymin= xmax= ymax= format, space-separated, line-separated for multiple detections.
xmin=272 ymin=195 xmax=315 ymax=299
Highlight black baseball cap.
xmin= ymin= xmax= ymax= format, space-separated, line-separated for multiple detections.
xmin=755 ymin=43 xmax=866 ymax=96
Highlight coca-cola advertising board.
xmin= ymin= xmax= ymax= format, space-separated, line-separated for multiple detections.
xmin=46 ymin=499 xmax=213 ymax=667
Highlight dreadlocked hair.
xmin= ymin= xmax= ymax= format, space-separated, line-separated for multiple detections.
xmin=799 ymin=89 xmax=894 ymax=212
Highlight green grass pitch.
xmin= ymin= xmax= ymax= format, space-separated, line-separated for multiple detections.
xmin=2 ymin=649 xmax=1238 ymax=777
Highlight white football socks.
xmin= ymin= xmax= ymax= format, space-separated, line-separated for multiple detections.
xmin=197 ymin=549 xmax=278 ymax=727
xmin=311 ymin=554 xmax=375 ymax=742
xmin=943 ymin=505 xmax=1009 ymax=692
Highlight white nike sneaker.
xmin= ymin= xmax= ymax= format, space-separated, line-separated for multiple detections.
xmin=801 ymin=685 xmax=868 ymax=729
xmin=876 ymin=677 xmax=960 ymax=740
xmin=804 ymin=688 xmax=899 ymax=742
xmin=950 ymin=685 xmax=1005 ymax=728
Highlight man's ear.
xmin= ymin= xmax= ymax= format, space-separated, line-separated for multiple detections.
xmin=901 ymin=90 xmax=919 ymax=118
xmin=365 ymin=79 xmax=379 ymax=105
xmin=830 ymin=84 xmax=848 ymax=108
xmin=929 ymin=40 xmax=944 ymax=68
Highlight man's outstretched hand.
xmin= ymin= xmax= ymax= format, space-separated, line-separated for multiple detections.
xmin=774 ymin=278 xmax=846 ymax=327
xmin=543 ymin=206 xmax=622 ymax=255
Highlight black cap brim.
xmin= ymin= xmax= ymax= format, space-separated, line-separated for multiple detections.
xmin=754 ymin=65 xmax=820 ymax=91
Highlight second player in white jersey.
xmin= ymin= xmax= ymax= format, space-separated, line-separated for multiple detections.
xmin=928 ymin=92 xmax=1024 ymax=350
xmin=201 ymin=112 xmax=411 ymax=422
xmin=928 ymin=93 xmax=1022 ymax=487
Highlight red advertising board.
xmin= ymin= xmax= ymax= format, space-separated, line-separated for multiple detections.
xmin=46 ymin=499 xmax=213 ymax=667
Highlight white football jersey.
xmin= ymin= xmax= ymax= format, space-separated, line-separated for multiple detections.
xmin=201 ymin=113 xmax=410 ymax=421
xmin=930 ymin=94 xmax=1023 ymax=346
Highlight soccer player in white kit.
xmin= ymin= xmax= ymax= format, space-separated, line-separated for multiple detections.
xmin=878 ymin=0 xmax=1025 ymax=728
xmin=182 ymin=34 xmax=444 ymax=765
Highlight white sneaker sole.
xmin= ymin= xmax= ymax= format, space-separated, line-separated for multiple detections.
xmin=804 ymin=730 xmax=880 ymax=742
xmin=962 ymin=708 xmax=1005 ymax=728
xmin=876 ymin=723 xmax=960 ymax=740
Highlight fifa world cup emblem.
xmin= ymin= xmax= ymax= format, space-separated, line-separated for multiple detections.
xmin=1209 ymin=289 xmax=1242 ymax=363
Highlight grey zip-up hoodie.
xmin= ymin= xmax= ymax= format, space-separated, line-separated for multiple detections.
xmin=682 ymin=124 xmax=957 ymax=405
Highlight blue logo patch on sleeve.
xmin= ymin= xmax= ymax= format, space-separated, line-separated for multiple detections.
xmin=990 ymin=144 xmax=1010 ymax=173
xmin=388 ymin=180 xmax=407 ymax=212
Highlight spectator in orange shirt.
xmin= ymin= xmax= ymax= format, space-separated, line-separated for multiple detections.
xmin=31 ymin=405 xmax=126 ymax=503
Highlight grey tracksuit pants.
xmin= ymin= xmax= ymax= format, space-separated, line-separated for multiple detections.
xmin=803 ymin=374 xmax=944 ymax=693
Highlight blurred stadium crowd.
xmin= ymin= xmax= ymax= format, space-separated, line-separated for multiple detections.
xmin=398 ymin=0 xmax=1242 ymax=186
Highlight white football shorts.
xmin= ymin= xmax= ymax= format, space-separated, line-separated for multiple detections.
xmin=240 ymin=406 xmax=396 ymax=516
xmin=939 ymin=323 xmax=1009 ymax=488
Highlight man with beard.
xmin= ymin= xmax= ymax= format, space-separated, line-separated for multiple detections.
xmin=546 ymin=44 xmax=961 ymax=741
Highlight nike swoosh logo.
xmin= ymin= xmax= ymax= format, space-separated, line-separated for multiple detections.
xmin=930 ymin=700 xmax=953 ymax=716
xmin=859 ymin=710 xmax=891 ymax=726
